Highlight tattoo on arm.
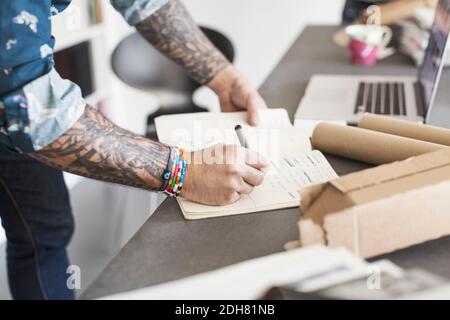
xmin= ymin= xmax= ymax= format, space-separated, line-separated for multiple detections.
xmin=31 ymin=106 xmax=170 ymax=191
xmin=136 ymin=0 xmax=229 ymax=84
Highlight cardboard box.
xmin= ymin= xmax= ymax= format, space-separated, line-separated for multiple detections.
xmin=299 ymin=148 xmax=450 ymax=258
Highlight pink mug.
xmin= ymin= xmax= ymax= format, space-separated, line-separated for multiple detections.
xmin=345 ymin=25 xmax=393 ymax=65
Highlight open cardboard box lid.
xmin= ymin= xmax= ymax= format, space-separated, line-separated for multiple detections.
xmin=299 ymin=149 xmax=450 ymax=258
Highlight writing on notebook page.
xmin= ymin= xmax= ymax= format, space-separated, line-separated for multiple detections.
xmin=179 ymin=150 xmax=337 ymax=218
xmin=265 ymin=151 xmax=338 ymax=201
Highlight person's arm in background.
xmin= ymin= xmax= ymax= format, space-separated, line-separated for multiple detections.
xmin=132 ymin=0 xmax=267 ymax=126
xmin=351 ymin=0 xmax=438 ymax=25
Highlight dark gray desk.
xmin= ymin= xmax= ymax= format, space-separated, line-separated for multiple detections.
xmin=81 ymin=26 xmax=450 ymax=299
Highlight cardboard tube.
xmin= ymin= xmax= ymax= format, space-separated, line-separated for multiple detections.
xmin=359 ymin=113 xmax=450 ymax=146
xmin=312 ymin=122 xmax=446 ymax=165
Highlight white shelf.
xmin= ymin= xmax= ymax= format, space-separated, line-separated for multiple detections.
xmin=54 ymin=24 xmax=105 ymax=52
xmin=51 ymin=0 xmax=105 ymax=52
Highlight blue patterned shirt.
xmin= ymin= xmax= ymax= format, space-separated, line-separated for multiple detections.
xmin=0 ymin=0 xmax=168 ymax=152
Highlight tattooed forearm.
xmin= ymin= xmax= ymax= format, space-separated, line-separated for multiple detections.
xmin=30 ymin=106 xmax=170 ymax=191
xmin=136 ymin=0 xmax=229 ymax=85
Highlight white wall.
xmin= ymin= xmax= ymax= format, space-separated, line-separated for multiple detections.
xmin=185 ymin=0 xmax=345 ymax=87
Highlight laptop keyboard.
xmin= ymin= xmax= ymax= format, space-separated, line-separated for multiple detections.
xmin=354 ymin=82 xmax=407 ymax=115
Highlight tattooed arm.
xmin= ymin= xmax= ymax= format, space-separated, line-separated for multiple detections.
xmin=135 ymin=0 xmax=229 ymax=84
xmin=29 ymin=105 xmax=267 ymax=204
xmin=135 ymin=0 xmax=267 ymax=125
xmin=31 ymin=106 xmax=170 ymax=190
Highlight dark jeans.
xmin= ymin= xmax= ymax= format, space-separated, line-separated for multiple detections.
xmin=0 ymin=144 xmax=74 ymax=300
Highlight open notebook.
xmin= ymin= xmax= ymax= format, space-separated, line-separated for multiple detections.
xmin=155 ymin=109 xmax=337 ymax=219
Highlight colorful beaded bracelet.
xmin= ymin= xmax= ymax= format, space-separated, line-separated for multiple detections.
xmin=161 ymin=147 xmax=187 ymax=197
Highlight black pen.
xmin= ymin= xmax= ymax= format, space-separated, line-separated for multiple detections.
xmin=234 ymin=124 xmax=249 ymax=148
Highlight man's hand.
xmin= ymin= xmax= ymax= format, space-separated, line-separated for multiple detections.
xmin=209 ymin=66 xmax=268 ymax=126
xmin=180 ymin=144 xmax=268 ymax=205
xmin=135 ymin=0 xmax=268 ymax=126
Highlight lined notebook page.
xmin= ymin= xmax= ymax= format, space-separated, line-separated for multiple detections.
xmin=179 ymin=150 xmax=337 ymax=219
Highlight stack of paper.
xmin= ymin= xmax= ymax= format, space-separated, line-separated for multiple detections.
xmin=100 ymin=246 xmax=403 ymax=300
xmin=100 ymin=245 xmax=372 ymax=300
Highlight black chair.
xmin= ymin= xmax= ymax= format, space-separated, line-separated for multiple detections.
xmin=111 ymin=27 xmax=235 ymax=139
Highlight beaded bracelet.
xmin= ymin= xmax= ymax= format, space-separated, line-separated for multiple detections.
xmin=161 ymin=147 xmax=177 ymax=191
xmin=161 ymin=147 xmax=187 ymax=197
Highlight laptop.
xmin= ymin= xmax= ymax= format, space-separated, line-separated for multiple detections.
xmin=295 ymin=0 xmax=450 ymax=125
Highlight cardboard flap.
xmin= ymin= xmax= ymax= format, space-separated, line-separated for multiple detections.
xmin=298 ymin=219 xmax=327 ymax=246
xmin=300 ymin=182 xmax=328 ymax=209
xmin=330 ymin=149 xmax=450 ymax=193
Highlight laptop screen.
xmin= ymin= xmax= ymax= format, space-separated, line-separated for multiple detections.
xmin=418 ymin=0 xmax=450 ymax=114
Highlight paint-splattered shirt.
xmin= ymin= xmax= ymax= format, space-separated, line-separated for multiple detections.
xmin=0 ymin=0 xmax=168 ymax=152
